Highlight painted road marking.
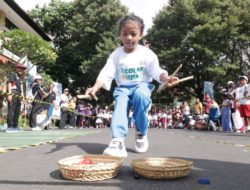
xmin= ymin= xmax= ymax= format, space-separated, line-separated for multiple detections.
xmin=0 ymin=130 xmax=101 ymax=154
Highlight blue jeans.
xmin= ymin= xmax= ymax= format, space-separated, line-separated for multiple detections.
xmin=111 ymin=82 xmax=154 ymax=139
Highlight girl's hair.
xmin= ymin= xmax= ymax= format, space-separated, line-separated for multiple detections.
xmin=118 ymin=14 xmax=144 ymax=34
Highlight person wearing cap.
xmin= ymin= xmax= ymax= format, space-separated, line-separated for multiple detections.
xmin=29 ymin=74 xmax=47 ymax=131
xmin=240 ymin=75 xmax=248 ymax=82
xmin=236 ymin=75 xmax=250 ymax=133
xmin=6 ymin=63 xmax=26 ymax=132
xmin=227 ymin=80 xmax=235 ymax=98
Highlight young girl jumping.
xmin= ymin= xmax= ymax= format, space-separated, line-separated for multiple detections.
xmin=85 ymin=14 xmax=178 ymax=157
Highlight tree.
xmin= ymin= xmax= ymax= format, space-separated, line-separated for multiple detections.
xmin=29 ymin=0 xmax=128 ymax=103
xmin=147 ymin=0 xmax=250 ymax=101
xmin=0 ymin=29 xmax=57 ymax=73
xmin=28 ymin=0 xmax=75 ymax=49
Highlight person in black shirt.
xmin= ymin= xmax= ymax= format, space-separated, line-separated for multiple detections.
xmin=29 ymin=74 xmax=47 ymax=131
xmin=40 ymin=82 xmax=56 ymax=129
xmin=6 ymin=64 xmax=26 ymax=132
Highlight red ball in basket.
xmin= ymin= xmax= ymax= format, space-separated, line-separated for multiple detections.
xmin=78 ymin=157 xmax=93 ymax=165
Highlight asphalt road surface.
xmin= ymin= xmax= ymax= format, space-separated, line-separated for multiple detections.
xmin=0 ymin=128 xmax=249 ymax=190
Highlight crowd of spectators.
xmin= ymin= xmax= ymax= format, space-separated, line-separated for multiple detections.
xmin=55 ymin=74 xmax=250 ymax=135
xmin=1 ymin=64 xmax=250 ymax=135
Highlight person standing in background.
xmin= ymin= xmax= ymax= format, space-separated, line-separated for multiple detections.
xmin=221 ymin=93 xmax=232 ymax=132
xmin=236 ymin=76 xmax=250 ymax=133
xmin=59 ymin=88 xmax=70 ymax=129
xmin=29 ymin=75 xmax=47 ymax=131
xmin=226 ymin=81 xmax=236 ymax=130
xmin=41 ymin=82 xmax=56 ymax=130
xmin=6 ymin=64 xmax=26 ymax=132
xmin=67 ymin=96 xmax=77 ymax=128
xmin=182 ymin=101 xmax=190 ymax=129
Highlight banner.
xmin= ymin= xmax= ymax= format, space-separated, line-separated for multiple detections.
xmin=203 ymin=81 xmax=214 ymax=98
xmin=53 ymin=82 xmax=62 ymax=105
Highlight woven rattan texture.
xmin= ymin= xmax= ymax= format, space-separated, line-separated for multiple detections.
xmin=131 ymin=157 xmax=193 ymax=179
xmin=58 ymin=155 xmax=123 ymax=181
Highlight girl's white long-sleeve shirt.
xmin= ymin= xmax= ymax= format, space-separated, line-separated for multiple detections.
xmin=97 ymin=44 xmax=168 ymax=90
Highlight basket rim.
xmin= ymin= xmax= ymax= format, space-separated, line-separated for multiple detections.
xmin=58 ymin=154 xmax=123 ymax=181
xmin=58 ymin=154 xmax=123 ymax=168
xmin=131 ymin=157 xmax=193 ymax=170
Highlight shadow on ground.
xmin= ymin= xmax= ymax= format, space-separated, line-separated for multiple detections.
xmin=38 ymin=158 xmax=250 ymax=190
xmin=45 ymin=142 xmax=135 ymax=155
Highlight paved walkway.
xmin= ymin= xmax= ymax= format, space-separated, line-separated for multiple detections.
xmin=0 ymin=128 xmax=250 ymax=190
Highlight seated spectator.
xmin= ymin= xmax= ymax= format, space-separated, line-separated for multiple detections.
xmin=194 ymin=98 xmax=203 ymax=115
xmin=203 ymin=93 xmax=213 ymax=114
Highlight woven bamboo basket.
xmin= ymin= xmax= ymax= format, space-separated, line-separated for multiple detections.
xmin=58 ymin=154 xmax=123 ymax=181
xmin=131 ymin=157 xmax=193 ymax=179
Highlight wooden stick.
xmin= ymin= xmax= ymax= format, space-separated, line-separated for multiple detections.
xmin=171 ymin=64 xmax=182 ymax=76
xmin=157 ymin=75 xmax=194 ymax=93
xmin=77 ymin=94 xmax=98 ymax=101
xmin=178 ymin=75 xmax=194 ymax=83
xmin=157 ymin=64 xmax=183 ymax=93
xmin=157 ymin=82 xmax=168 ymax=93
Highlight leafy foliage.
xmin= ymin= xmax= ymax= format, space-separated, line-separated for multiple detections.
xmin=0 ymin=29 xmax=57 ymax=73
xmin=29 ymin=0 xmax=128 ymax=103
xmin=27 ymin=0 xmax=250 ymax=104
xmin=28 ymin=0 xmax=75 ymax=48
xmin=147 ymin=0 xmax=250 ymax=101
